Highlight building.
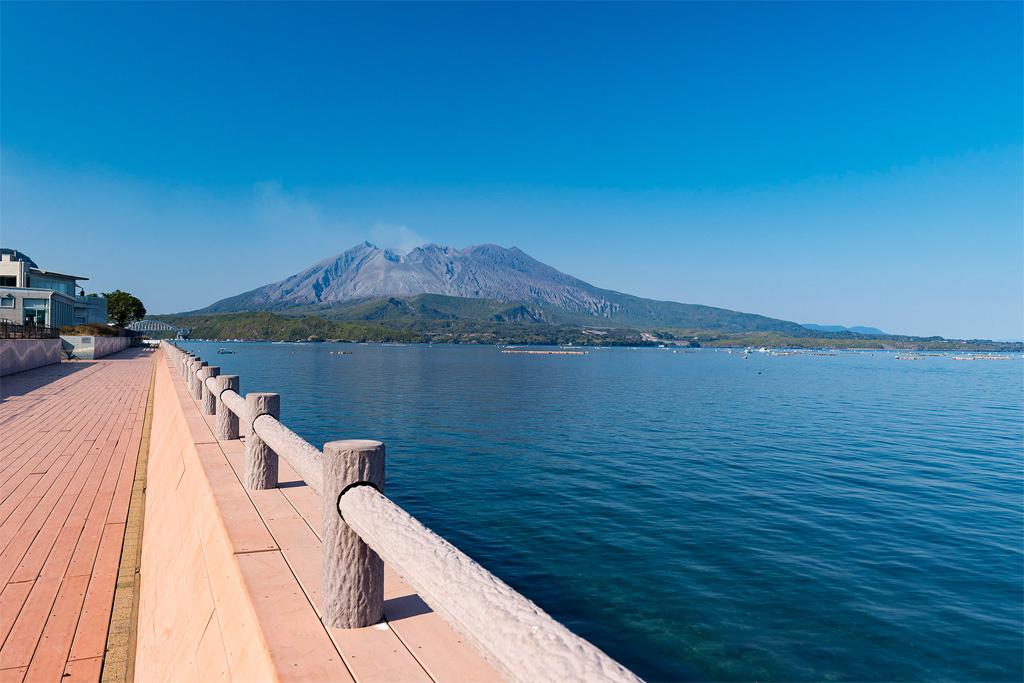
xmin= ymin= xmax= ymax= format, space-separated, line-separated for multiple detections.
xmin=0 ymin=249 xmax=108 ymax=327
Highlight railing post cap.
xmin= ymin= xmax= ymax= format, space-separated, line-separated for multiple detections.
xmin=245 ymin=392 xmax=280 ymax=423
xmin=324 ymin=439 xmax=384 ymax=453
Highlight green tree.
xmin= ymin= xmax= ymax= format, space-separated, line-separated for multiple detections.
xmin=104 ymin=290 xmax=146 ymax=327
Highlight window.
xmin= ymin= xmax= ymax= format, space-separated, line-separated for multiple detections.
xmin=27 ymin=276 xmax=74 ymax=295
xmin=0 ymin=295 xmax=13 ymax=308
xmin=22 ymin=298 xmax=47 ymax=326
xmin=0 ymin=276 xmax=16 ymax=286
xmin=51 ymin=298 xmax=73 ymax=327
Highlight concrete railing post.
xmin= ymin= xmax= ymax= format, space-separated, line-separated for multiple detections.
xmin=243 ymin=393 xmax=280 ymax=490
xmin=200 ymin=366 xmax=220 ymax=415
xmin=214 ymin=375 xmax=240 ymax=440
xmin=322 ymin=439 xmax=385 ymax=628
xmin=190 ymin=360 xmax=208 ymax=400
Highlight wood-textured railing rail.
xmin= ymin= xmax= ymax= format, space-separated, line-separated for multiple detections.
xmin=162 ymin=342 xmax=641 ymax=683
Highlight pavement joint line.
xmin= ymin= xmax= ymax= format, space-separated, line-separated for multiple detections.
xmin=99 ymin=356 xmax=155 ymax=683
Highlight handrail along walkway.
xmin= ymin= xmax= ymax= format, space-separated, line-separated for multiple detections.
xmin=162 ymin=341 xmax=640 ymax=683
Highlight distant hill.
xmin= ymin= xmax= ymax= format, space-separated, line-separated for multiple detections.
xmin=152 ymin=309 xmax=1022 ymax=351
xmin=195 ymin=242 xmax=810 ymax=334
xmin=803 ymin=323 xmax=888 ymax=336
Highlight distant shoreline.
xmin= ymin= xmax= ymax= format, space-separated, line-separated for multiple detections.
xmin=169 ymin=335 xmax=1024 ymax=354
xmin=149 ymin=311 xmax=1022 ymax=352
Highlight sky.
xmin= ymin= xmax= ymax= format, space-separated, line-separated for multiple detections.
xmin=1 ymin=2 xmax=1021 ymax=340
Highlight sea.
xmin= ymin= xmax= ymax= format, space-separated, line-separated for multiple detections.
xmin=180 ymin=341 xmax=1023 ymax=682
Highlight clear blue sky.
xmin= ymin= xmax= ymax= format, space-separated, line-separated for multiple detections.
xmin=2 ymin=2 xmax=1021 ymax=339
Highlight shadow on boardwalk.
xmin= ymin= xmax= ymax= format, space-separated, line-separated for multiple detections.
xmin=0 ymin=362 xmax=97 ymax=402
xmin=0 ymin=348 xmax=152 ymax=403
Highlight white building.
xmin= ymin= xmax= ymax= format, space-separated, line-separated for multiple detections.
xmin=0 ymin=249 xmax=107 ymax=328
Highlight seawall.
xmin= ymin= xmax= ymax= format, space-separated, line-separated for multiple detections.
xmin=136 ymin=347 xmax=313 ymax=680
xmin=136 ymin=345 xmax=499 ymax=681
xmin=0 ymin=338 xmax=61 ymax=376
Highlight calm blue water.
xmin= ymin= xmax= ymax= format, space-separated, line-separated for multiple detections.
xmin=181 ymin=342 xmax=1023 ymax=682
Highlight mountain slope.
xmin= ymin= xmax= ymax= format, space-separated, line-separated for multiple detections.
xmin=197 ymin=242 xmax=809 ymax=333
xmin=803 ymin=324 xmax=888 ymax=335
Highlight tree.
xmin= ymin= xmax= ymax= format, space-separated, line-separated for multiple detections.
xmin=104 ymin=290 xmax=146 ymax=327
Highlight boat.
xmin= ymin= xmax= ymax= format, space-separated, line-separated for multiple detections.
xmin=216 ymin=348 xmax=235 ymax=354
xmin=501 ymin=349 xmax=587 ymax=356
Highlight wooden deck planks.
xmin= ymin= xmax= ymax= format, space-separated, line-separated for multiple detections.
xmin=0 ymin=349 xmax=154 ymax=683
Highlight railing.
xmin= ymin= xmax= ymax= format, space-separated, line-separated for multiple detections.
xmin=0 ymin=320 xmax=60 ymax=339
xmin=161 ymin=341 xmax=641 ymax=683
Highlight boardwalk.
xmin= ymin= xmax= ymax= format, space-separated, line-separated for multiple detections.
xmin=0 ymin=349 xmax=154 ymax=682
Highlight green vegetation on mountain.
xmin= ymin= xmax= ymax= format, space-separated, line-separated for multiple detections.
xmin=153 ymin=309 xmax=1022 ymax=351
xmin=259 ymin=293 xmax=820 ymax=333
xmin=154 ymin=312 xmax=420 ymax=343
xmin=289 ymin=294 xmax=539 ymax=323
xmin=694 ymin=332 xmax=1021 ymax=351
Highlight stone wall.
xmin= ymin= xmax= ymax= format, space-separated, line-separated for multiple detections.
xmin=60 ymin=335 xmax=131 ymax=360
xmin=94 ymin=335 xmax=132 ymax=358
xmin=0 ymin=338 xmax=61 ymax=376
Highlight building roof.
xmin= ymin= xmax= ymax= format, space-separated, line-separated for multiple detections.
xmin=2 ymin=249 xmax=89 ymax=281
xmin=28 ymin=267 xmax=89 ymax=281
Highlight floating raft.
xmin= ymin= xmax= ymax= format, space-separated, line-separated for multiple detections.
xmin=501 ymin=349 xmax=588 ymax=355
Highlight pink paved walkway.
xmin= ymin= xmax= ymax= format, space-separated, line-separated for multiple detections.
xmin=0 ymin=349 xmax=154 ymax=682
